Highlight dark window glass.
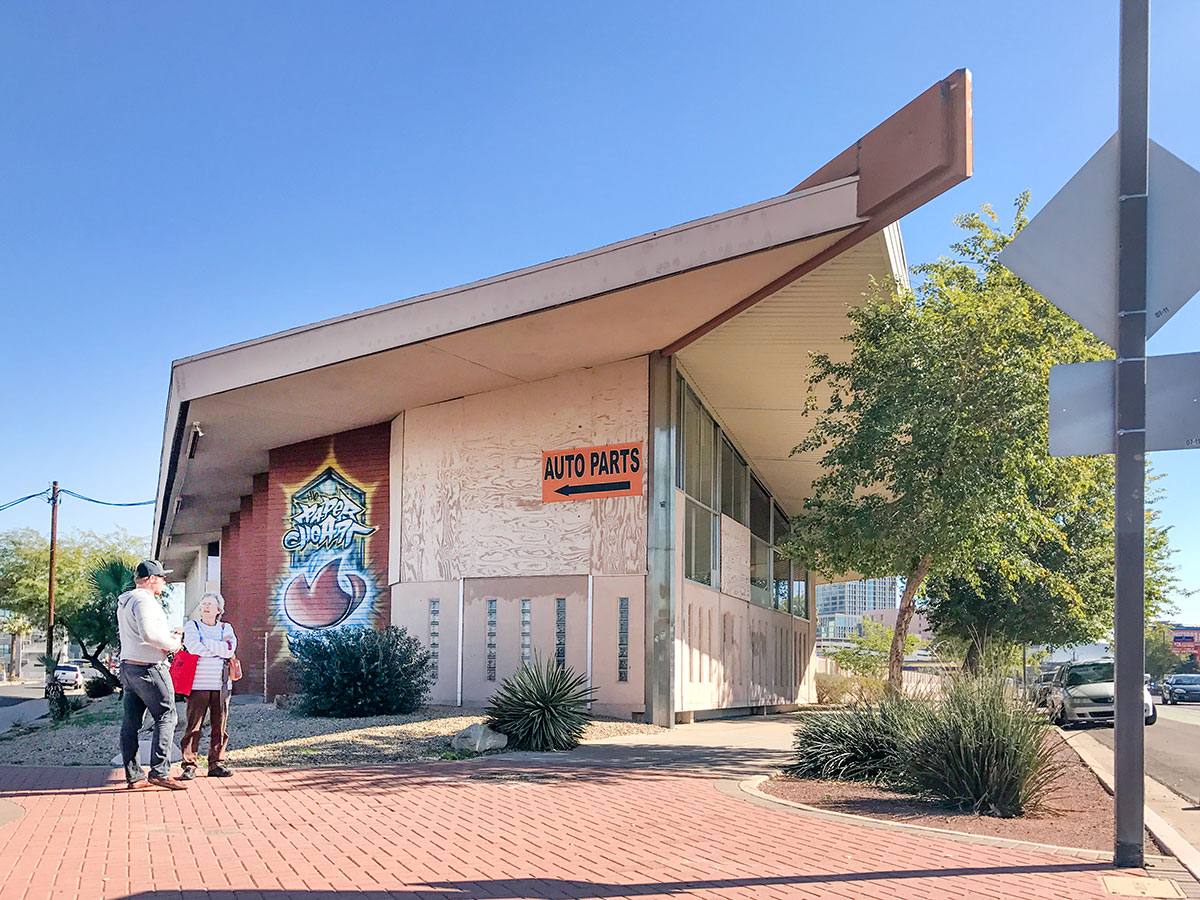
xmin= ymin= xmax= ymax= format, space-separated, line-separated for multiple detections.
xmin=750 ymin=477 xmax=771 ymax=542
xmin=773 ymin=505 xmax=790 ymax=547
xmin=721 ymin=439 xmax=748 ymax=524
xmin=773 ymin=552 xmax=791 ymax=611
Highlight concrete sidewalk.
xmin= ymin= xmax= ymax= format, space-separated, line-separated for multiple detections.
xmin=0 ymin=713 xmax=1195 ymax=900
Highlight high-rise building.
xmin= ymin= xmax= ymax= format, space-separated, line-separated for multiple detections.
xmin=815 ymin=576 xmax=903 ymax=651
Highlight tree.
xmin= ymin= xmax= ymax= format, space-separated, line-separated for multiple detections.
xmin=784 ymin=195 xmax=1110 ymax=696
xmin=0 ymin=527 xmax=147 ymax=655
xmin=1145 ymin=624 xmax=1180 ymax=682
xmin=924 ymin=463 xmax=1185 ymax=671
xmin=59 ymin=559 xmax=139 ymax=688
xmin=0 ymin=612 xmax=33 ymax=681
xmin=829 ymin=619 xmax=920 ymax=680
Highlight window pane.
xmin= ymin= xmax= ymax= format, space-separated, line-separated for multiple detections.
xmin=750 ymin=477 xmax=771 ymax=542
xmin=750 ymin=537 xmax=771 ymax=606
xmin=685 ymin=499 xmax=714 ymax=586
xmin=792 ymin=575 xmax=808 ymax=619
xmin=720 ymin=440 xmax=735 ymax=519
xmin=697 ymin=405 xmax=715 ymax=508
xmin=684 ymin=390 xmax=702 ymax=499
xmin=773 ymin=505 xmax=790 ymax=547
xmin=773 ymin=552 xmax=791 ymax=612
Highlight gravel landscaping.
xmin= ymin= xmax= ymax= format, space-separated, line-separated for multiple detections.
xmin=761 ymin=730 xmax=1155 ymax=852
xmin=0 ymin=695 xmax=663 ymax=767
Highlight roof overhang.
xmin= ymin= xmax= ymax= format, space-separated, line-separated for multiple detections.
xmin=155 ymin=68 xmax=972 ymax=570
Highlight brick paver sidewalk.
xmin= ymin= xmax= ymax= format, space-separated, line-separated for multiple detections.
xmin=0 ymin=762 xmax=1165 ymax=899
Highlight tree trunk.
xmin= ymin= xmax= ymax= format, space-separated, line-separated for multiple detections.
xmin=63 ymin=625 xmax=119 ymax=689
xmin=887 ymin=554 xmax=932 ymax=698
xmin=6 ymin=633 xmax=15 ymax=681
xmin=963 ymin=631 xmax=986 ymax=674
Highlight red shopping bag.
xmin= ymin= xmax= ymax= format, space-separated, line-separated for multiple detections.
xmin=169 ymin=649 xmax=199 ymax=695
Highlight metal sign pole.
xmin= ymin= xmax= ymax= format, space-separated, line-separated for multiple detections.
xmin=1113 ymin=0 xmax=1149 ymax=869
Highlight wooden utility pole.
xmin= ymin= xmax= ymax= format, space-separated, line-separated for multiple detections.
xmin=45 ymin=481 xmax=59 ymax=667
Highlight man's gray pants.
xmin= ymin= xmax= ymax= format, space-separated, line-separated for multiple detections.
xmin=120 ymin=661 xmax=176 ymax=782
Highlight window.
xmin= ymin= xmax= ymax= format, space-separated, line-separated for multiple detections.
xmin=791 ymin=576 xmax=808 ymax=619
xmin=750 ymin=536 xmax=772 ymax=607
xmin=555 ymin=598 xmax=567 ymax=669
xmin=684 ymin=499 xmax=718 ymax=586
xmin=721 ymin=439 xmax=748 ymax=524
xmin=617 ymin=597 xmax=629 ymax=682
xmin=773 ymin=551 xmax=792 ymax=612
xmin=486 ymin=598 xmax=498 ymax=681
xmin=682 ymin=386 xmax=717 ymax=508
xmin=773 ymin=505 xmax=790 ymax=547
xmin=749 ymin=476 xmax=771 ymax=543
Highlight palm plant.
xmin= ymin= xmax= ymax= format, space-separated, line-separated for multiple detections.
xmin=486 ymin=658 xmax=595 ymax=751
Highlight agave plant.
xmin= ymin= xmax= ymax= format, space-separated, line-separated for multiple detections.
xmin=486 ymin=658 xmax=595 ymax=751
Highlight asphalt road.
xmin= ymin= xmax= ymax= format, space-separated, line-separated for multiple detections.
xmin=1091 ymin=699 xmax=1200 ymax=806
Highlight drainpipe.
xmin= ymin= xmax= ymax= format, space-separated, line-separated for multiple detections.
xmin=456 ymin=578 xmax=465 ymax=707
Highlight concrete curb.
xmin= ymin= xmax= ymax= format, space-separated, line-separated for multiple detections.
xmin=734 ymin=774 xmax=1122 ymax=861
xmin=1060 ymin=727 xmax=1200 ymax=883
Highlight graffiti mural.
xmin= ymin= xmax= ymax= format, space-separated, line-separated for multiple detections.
xmin=278 ymin=466 xmax=379 ymax=630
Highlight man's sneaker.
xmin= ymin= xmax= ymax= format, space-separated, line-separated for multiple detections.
xmin=208 ymin=764 xmax=233 ymax=778
xmin=126 ymin=779 xmax=152 ymax=790
xmin=179 ymin=766 xmax=197 ymax=781
xmin=147 ymin=774 xmax=188 ymax=791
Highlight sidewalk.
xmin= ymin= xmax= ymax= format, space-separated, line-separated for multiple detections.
xmin=0 ymin=715 xmax=1193 ymax=900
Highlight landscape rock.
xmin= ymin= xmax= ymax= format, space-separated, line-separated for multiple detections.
xmin=451 ymin=722 xmax=508 ymax=753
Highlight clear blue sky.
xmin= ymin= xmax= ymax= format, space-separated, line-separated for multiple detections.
xmin=2 ymin=3 xmax=1199 ymax=620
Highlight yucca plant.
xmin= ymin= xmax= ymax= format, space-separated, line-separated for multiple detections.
xmin=786 ymin=697 xmax=919 ymax=784
xmin=905 ymin=672 xmax=1063 ymax=817
xmin=486 ymin=658 xmax=595 ymax=751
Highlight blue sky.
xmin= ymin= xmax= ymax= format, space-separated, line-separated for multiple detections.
xmin=2 ymin=2 xmax=1199 ymax=620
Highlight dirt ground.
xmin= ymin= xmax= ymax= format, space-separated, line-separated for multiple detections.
xmin=760 ymin=731 xmax=1156 ymax=852
xmin=0 ymin=696 xmax=663 ymax=767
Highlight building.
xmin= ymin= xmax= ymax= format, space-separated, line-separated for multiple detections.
xmin=151 ymin=71 xmax=972 ymax=725
xmin=1169 ymin=625 xmax=1200 ymax=662
xmin=814 ymin=577 xmax=904 ymax=651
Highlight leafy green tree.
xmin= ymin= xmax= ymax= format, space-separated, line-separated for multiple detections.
xmin=0 ymin=528 xmax=147 ymax=681
xmin=60 ymin=560 xmax=138 ymax=688
xmin=784 ymin=195 xmax=1110 ymax=695
xmin=829 ymin=619 xmax=920 ymax=680
xmin=1145 ymin=624 xmax=1181 ymax=682
xmin=0 ymin=612 xmax=33 ymax=681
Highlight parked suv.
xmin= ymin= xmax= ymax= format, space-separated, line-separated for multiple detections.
xmin=1164 ymin=673 xmax=1200 ymax=705
xmin=1046 ymin=658 xmax=1156 ymax=727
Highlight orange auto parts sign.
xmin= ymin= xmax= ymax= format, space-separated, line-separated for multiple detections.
xmin=542 ymin=442 xmax=644 ymax=502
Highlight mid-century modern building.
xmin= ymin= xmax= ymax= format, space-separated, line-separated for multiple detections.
xmin=153 ymin=70 xmax=972 ymax=725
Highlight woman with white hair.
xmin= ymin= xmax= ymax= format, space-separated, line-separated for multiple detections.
xmin=179 ymin=592 xmax=237 ymax=779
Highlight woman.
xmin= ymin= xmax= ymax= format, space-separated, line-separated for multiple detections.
xmin=180 ymin=592 xmax=237 ymax=779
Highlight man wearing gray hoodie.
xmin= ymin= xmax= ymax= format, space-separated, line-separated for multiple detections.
xmin=117 ymin=559 xmax=187 ymax=790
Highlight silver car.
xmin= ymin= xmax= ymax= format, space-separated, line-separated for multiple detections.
xmin=1046 ymin=658 xmax=1156 ymax=727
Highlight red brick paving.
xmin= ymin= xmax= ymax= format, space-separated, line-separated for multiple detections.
xmin=0 ymin=763 xmax=1160 ymax=899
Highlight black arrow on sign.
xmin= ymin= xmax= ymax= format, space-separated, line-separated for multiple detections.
xmin=554 ymin=481 xmax=631 ymax=497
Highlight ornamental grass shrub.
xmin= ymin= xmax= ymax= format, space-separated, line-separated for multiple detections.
xmin=288 ymin=625 xmax=433 ymax=718
xmin=905 ymin=672 xmax=1062 ymax=817
xmin=785 ymin=697 xmax=919 ymax=783
xmin=486 ymin=658 xmax=595 ymax=751
xmin=788 ymin=672 xmax=1062 ymax=816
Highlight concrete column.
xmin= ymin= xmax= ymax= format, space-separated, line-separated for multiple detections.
xmin=645 ymin=351 xmax=676 ymax=727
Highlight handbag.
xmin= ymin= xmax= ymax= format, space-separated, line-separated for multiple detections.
xmin=227 ymin=655 xmax=243 ymax=682
xmin=169 ymin=623 xmax=200 ymax=695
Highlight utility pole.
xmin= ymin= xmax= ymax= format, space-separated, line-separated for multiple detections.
xmin=1113 ymin=0 xmax=1149 ymax=869
xmin=45 ymin=481 xmax=59 ymax=669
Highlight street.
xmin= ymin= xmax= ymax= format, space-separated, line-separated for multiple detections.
xmin=1092 ymin=700 xmax=1200 ymax=807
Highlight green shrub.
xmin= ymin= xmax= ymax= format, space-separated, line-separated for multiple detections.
xmin=288 ymin=625 xmax=433 ymax=718
xmin=786 ymin=698 xmax=919 ymax=783
xmin=84 ymin=677 xmax=115 ymax=698
xmin=68 ymin=695 xmax=89 ymax=711
xmin=486 ymin=659 xmax=594 ymax=751
xmin=905 ymin=672 xmax=1061 ymax=817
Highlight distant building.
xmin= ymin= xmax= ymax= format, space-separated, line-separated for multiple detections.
xmin=864 ymin=607 xmax=933 ymax=642
xmin=815 ymin=576 xmax=904 ymax=653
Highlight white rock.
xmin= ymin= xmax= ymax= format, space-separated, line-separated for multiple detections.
xmin=109 ymin=737 xmax=183 ymax=768
xmin=451 ymin=723 xmax=508 ymax=753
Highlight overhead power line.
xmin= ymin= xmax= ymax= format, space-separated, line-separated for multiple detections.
xmin=0 ymin=490 xmax=50 ymax=514
xmin=58 ymin=489 xmax=154 ymax=507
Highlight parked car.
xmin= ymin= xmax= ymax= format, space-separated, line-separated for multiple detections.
xmin=1163 ymin=673 xmax=1200 ymax=704
xmin=1046 ymin=658 xmax=1156 ymax=727
xmin=1031 ymin=670 xmax=1058 ymax=707
xmin=53 ymin=664 xmax=84 ymax=690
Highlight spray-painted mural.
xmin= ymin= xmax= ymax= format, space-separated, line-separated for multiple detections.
xmin=277 ymin=466 xmax=379 ymax=631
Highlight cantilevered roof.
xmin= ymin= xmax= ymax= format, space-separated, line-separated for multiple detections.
xmin=155 ymin=69 xmax=972 ymax=571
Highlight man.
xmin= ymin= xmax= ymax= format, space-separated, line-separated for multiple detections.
xmin=117 ymin=559 xmax=187 ymax=790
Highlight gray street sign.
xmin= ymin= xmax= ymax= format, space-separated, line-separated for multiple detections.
xmin=999 ymin=137 xmax=1200 ymax=349
xmin=1049 ymin=351 xmax=1200 ymax=456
